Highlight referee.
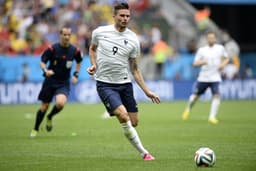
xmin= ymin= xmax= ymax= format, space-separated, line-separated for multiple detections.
xmin=30 ymin=26 xmax=83 ymax=137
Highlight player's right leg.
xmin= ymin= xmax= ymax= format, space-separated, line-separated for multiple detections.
xmin=30 ymin=102 xmax=49 ymax=138
xmin=182 ymin=82 xmax=206 ymax=121
xmin=182 ymin=94 xmax=198 ymax=120
xmin=30 ymin=81 xmax=53 ymax=137
xmin=46 ymin=94 xmax=67 ymax=132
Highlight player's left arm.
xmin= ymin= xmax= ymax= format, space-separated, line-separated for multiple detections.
xmin=218 ymin=47 xmax=230 ymax=71
xmin=218 ymin=57 xmax=229 ymax=71
xmin=129 ymin=58 xmax=160 ymax=104
xmin=72 ymin=48 xmax=83 ymax=84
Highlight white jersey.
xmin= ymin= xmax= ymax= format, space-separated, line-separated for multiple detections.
xmin=91 ymin=25 xmax=140 ymax=84
xmin=194 ymin=44 xmax=228 ymax=82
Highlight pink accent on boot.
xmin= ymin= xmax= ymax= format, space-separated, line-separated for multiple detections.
xmin=143 ymin=153 xmax=155 ymax=161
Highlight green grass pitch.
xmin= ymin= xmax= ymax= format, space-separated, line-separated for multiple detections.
xmin=0 ymin=100 xmax=255 ymax=171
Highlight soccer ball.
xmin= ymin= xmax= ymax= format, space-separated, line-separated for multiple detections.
xmin=194 ymin=147 xmax=216 ymax=167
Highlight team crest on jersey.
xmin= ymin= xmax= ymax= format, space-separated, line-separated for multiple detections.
xmin=124 ymin=39 xmax=128 ymax=45
xmin=66 ymin=61 xmax=73 ymax=68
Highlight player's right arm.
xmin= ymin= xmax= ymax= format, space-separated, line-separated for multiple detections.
xmin=87 ymin=28 xmax=99 ymax=75
xmin=87 ymin=43 xmax=97 ymax=75
xmin=40 ymin=62 xmax=54 ymax=77
xmin=41 ymin=46 xmax=54 ymax=77
xmin=193 ymin=60 xmax=207 ymax=67
xmin=193 ymin=48 xmax=207 ymax=67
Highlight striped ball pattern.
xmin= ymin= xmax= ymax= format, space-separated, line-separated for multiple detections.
xmin=194 ymin=147 xmax=216 ymax=167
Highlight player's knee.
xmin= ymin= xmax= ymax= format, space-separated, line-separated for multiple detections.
xmin=41 ymin=103 xmax=49 ymax=112
xmin=56 ymin=102 xmax=65 ymax=109
xmin=213 ymin=94 xmax=220 ymax=99
xmin=130 ymin=117 xmax=138 ymax=127
xmin=117 ymin=112 xmax=130 ymax=123
xmin=131 ymin=120 xmax=138 ymax=127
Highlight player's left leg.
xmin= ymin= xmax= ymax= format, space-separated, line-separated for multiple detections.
xmin=182 ymin=82 xmax=206 ymax=120
xmin=208 ymin=82 xmax=221 ymax=124
xmin=46 ymin=94 xmax=67 ymax=131
xmin=120 ymin=83 xmax=155 ymax=160
xmin=127 ymin=112 xmax=154 ymax=160
xmin=114 ymin=106 xmax=154 ymax=160
xmin=208 ymin=94 xmax=220 ymax=124
xmin=182 ymin=94 xmax=199 ymax=120
xmin=128 ymin=112 xmax=138 ymax=127
xmin=30 ymin=102 xmax=49 ymax=137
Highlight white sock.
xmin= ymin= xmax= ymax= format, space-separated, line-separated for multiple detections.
xmin=209 ymin=98 xmax=220 ymax=119
xmin=187 ymin=94 xmax=197 ymax=111
xmin=121 ymin=121 xmax=148 ymax=156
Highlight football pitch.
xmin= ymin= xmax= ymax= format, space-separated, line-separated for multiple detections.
xmin=0 ymin=100 xmax=255 ymax=171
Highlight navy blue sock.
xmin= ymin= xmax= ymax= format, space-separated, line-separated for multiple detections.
xmin=34 ymin=109 xmax=46 ymax=131
xmin=47 ymin=105 xmax=62 ymax=120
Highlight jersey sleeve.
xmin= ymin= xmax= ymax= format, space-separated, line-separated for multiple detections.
xmin=221 ymin=46 xmax=229 ymax=59
xmin=41 ymin=45 xmax=54 ymax=63
xmin=129 ymin=35 xmax=140 ymax=58
xmin=194 ymin=48 xmax=203 ymax=62
xmin=91 ymin=28 xmax=99 ymax=46
xmin=74 ymin=47 xmax=83 ymax=63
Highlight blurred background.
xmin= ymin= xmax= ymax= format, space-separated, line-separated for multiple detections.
xmin=0 ymin=0 xmax=255 ymax=104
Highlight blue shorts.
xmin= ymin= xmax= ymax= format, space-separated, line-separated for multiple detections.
xmin=193 ymin=81 xmax=220 ymax=96
xmin=96 ymin=81 xmax=138 ymax=116
xmin=38 ymin=78 xmax=70 ymax=103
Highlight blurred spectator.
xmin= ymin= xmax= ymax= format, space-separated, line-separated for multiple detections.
xmin=241 ymin=64 xmax=254 ymax=79
xmin=222 ymin=60 xmax=239 ymax=80
xmin=194 ymin=6 xmax=211 ymax=32
xmin=18 ymin=14 xmax=34 ymax=39
xmin=221 ymin=30 xmax=240 ymax=69
xmin=137 ymin=25 xmax=152 ymax=55
xmin=130 ymin=0 xmax=150 ymax=15
xmin=186 ymin=39 xmax=197 ymax=54
xmin=40 ymin=0 xmax=55 ymax=21
xmin=10 ymin=32 xmax=30 ymax=55
xmin=151 ymin=24 xmax=162 ymax=44
xmin=20 ymin=63 xmax=30 ymax=83
xmin=0 ymin=27 xmax=11 ymax=54
xmin=33 ymin=38 xmax=49 ymax=55
xmin=151 ymin=39 xmax=174 ymax=80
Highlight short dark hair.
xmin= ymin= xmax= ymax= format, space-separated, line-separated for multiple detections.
xmin=206 ymin=31 xmax=216 ymax=36
xmin=60 ymin=25 xmax=72 ymax=34
xmin=113 ymin=2 xmax=129 ymax=15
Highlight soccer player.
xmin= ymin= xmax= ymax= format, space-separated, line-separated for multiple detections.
xmin=30 ymin=26 xmax=83 ymax=137
xmin=87 ymin=3 xmax=160 ymax=160
xmin=182 ymin=31 xmax=229 ymax=124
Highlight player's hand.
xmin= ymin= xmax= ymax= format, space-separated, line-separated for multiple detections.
xmin=45 ymin=70 xmax=54 ymax=77
xmin=201 ymin=59 xmax=208 ymax=66
xmin=146 ymin=91 xmax=161 ymax=104
xmin=87 ymin=65 xmax=96 ymax=75
xmin=71 ymin=76 xmax=78 ymax=84
xmin=218 ymin=64 xmax=225 ymax=71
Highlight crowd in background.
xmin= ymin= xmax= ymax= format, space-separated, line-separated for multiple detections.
xmin=0 ymin=0 xmax=156 ymax=56
xmin=0 ymin=0 xmax=253 ymax=81
xmin=0 ymin=0 xmax=114 ymax=55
